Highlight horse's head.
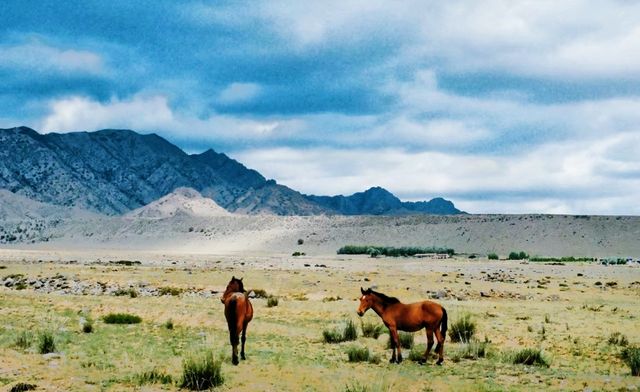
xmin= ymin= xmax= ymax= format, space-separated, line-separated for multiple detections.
xmin=357 ymin=287 xmax=374 ymax=316
xmin=221 ymin=276 xmax=245 ymax=303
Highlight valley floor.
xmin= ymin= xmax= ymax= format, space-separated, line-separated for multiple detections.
xmin=1 ymin=251 xmax=639 ymax=391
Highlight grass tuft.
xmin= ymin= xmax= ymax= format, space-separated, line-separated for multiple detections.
xmin=38 ymin=331 xmax=56 ymax=354
xmin=9 ymin=383 xmax=37 ymax=392
xmin=509 ymin=348 xmax=549 ymax=367
xmin=158 ymin=286 xmax=183 ymax=296
xmin=180 ymin=351 xmax=224 ymax=390
xmin=135 ymin=368 xmax=173 ymax=385
xmin=251 ymin=289 xmax=268 ymax=298
xmin=82 ymin=318 xmax=94 ymax=333
xmin=361 ymin=321 xmax=385 ymax=339
xmin=267 ymin=296 xmax=279 ymax=307
xmin=14 ymin=331 xmax=32 ymax=350
xmin=113 ymin=288 xmax=138 ymax=298
xmin=452 ymin=340 xmax=489 ymax=362
xmin=346 ymin=345 xmax=380 ymax=363
xmin=608 ymin=332 xmax=628 ymax=346
xmin=386 ymin=331 xmax=414 ymax=349
xmin=621 ymin=346 xmax=640 ymax=376
xmin=344 ymin=382 xmax=370 ymax=392
xmin=163 ymin=319 xmax=174 ymax=330
xmin=103 ymin=313 xmax=142 ymax=324
xmin=449 ymin=313 xmax=476 ymax=343
xmin=323 ymin=320 xmax=358 ymax=343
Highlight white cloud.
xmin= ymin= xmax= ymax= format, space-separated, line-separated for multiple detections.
xmin=0 ymin=40 xmax=105 ymax=74
xmin=217 ymin=83 xmax=262 ymax=104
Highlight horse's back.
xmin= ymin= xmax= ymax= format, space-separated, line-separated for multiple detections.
xmin=224 ymin=292 xmax=252 ymax=323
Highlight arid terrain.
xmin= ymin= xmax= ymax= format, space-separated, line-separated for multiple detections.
xmin=1 ymin=248 xmax=639 ymax=391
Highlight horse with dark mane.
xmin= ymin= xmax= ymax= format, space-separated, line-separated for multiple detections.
xmin=221 ymin=276 xmax=253 ymax=365
xmin=357 ymin=287 xmax=447 ymax=365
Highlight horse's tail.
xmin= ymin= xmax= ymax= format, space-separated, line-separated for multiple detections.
xmin=440 ymin=306 xmax=448 ymax=339
xmin=226 ymin=297 xmax=239 ymax=345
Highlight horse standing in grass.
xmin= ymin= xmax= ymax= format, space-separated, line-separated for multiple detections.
xmin=357 ymin=287 xmax=448 ymax=365
xmin=221 ymin=276 xmax=253 ymax=365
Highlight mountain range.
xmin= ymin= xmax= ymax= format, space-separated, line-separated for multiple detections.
xmin=0 ymin=126 xmax=461 ymax=216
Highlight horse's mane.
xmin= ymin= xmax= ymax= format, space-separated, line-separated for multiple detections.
xmin=368 ymin=289 xmax=400 ymax=305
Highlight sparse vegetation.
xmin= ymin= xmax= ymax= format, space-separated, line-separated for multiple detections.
xmin=38 ymin=331 xmax=56 ymax=354
xmin=509 ymin=348 xmax=549 ymax=367
xmin=251 ymin=288 xmax=269 ymax=298
xmin=344 ymin=382 xmax=370 ymax=392
xmin=267 ymin=296 xmax=279 ymax=307
xmin=82 ymin=318 xmax=94 ymax=333
xmin=337 ymin=245 xmax=455 ymax=257
xmin=529 ymin=256 xmax=595 ymax=262
xmin=608 ymin=332 xmax=628 ymax=346
xmin=135 ymin=368 xmax=173 ymax=385
xmin=346 ymin=345 xmax=380 ymax=363
xmin=113 ymin=287 xmax=138 ymax=298
xmin=9 ymin=383 xmax=37 ymax=392
xmin=361 ymin=321 xmax=385 ymax=339
xmin=163 ymin=319 xmax=174 ymax=330
xmin=158 ymin=286 xmax=183 ymax=296
xmin=297 ymin=238 xmax=304 ymax=245
xmin=449 ymin=313 xmax=476 ymax=343
xmin=180 ymin=351 xmax=224 ymax=390
xmin=292 ymin=251 xmax=306 ymax=256
xmin=103 ymin=313 xmax=142 ymax=324
xmin=452 ymin=340 xmax=489 ymax=362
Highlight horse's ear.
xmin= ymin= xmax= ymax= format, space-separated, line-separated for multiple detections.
xmin=239 ymin=277 xmax=243 ymax=281
xmin=231 ymin=276 xmax=235 ymax=280
xmin=361 ymin=287 xmax=365 ymax=294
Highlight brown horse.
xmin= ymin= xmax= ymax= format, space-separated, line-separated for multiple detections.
xmin=221 ymin=276 xmax=254 ymax=365
xmin=357 ymin=287 xmax=447 ymax=365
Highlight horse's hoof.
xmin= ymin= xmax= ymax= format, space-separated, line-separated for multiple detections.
xmin=389 ymin=358 xmax=396 ymax=364
xmin=417 ymin=359 xmax=426 ymax=365
xmin=436 ymin=359 xmax=443 ymax=366
xmin=241 ymin=355 xmax=246 ymax=360
xmin=232 ymin=358 xmax=239 ymax=366
xmin=397 ymin=356 xmax=403 ymax=364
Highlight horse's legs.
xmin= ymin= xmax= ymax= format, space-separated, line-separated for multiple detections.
xmin=240 ymin=322 xmax=248 ymax=360
xmin=390 ymin=328 xmax=402 ymax=363
xmin=230 ymin=331 xmax=239 ymax=365
xmin=434 ymin=327 xmax=445 ymax=365
xmin=424 ymin=328 xmax=434 ymax=364
xmin=387 ymin=327 xmax=397 ymax=363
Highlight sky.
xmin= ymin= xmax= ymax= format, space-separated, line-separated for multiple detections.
xmin=2 ymin=1 xmax=640 ymax=214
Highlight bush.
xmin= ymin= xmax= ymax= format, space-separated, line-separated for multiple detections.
xmin=323 ymin=320 xmax=358 ymax=343
xmin=9 ymin=383 xmax=37 ymax=392
xmin=136 ymin=368 xmax=173 ymax=385
xmin=449 ymin=313 xmax=476 ymax=343
xmin=608 ymin=332 xmax=628 ymax=346
xmin=509 ymin=348 xmax=549 ymax=367
xmin=508 ymin=251 xmax=529 ymax=260
xmin=408 ymin=345 xmax=426 ymax=362
xmin=346 ymin=345 xmax=380 ymax=363
xmin=487 ymin=253 xmax=499 ymax=260
xmin=386 ymin=331 xmax=414 ymax=349
xmin=337 ymin=245 xmax=455 ymax=257
xmin=164 ymin=319 xmax=174 ymax=330
xmin=14 ymin=331 xmax=32 ymax=349
xmin=291 ymin=251 xmax=305 ymax=256
xmin=267 ymin=296 xmax=279 ymax=307
xmin=180 ymin=351 xmax=224 ymax=390
xmin=361 ymin=321 xmax=385 ymax=339
xmin=103 ymin=313 xmax=142 ymax=324
xmin=297 ymin=238 xmax=304 ymax=245
xmin=38 ymin=331 xmax=56 ymax=354
xmin=621 ymin=346 xmax=640 ymax=376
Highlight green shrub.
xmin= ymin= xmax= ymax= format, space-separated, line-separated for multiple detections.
xmin=158 ymin=286 xmax=183 ymax=296
xmin=608 ymin=332 xmax=628 ymax=346
xmin=180 ymin=351 xmax=224 ymax=390
xmin=361 ymin=321 xmax=385 ymax=339
xmin=267 ymin=296 xmax=279 ymax=307
xmin=453 ymin=340 xmax=488 ymax=361
xmin=292 ymin=251 xmax=306 ymax=256
xmin=408 ymin=345 xmax=426 ymax=362
xmin=449 ymin=313 xmax=476 ymax=343
xmin=508 ymin=251 xmax=529 ymax=260
xmin=38 ymin=331 xmax=56 ymax=354
xmin=386 ymin=331 xmax=414 ymax=349
xmin=346 ymin=345 xmax=379 ymax=363
xmin=509 ymin=348 xmax=549 ymax=367
xmin=14 ymin=331 xmax=32 ymax=349
xmin=322 ymin=329 xmax=344 ymax=344
xmin=487 ymin=253 xmax=499 ymax=260
xmin=297 ymin=238 xmax=304 ymax=245
xmin=621 ymin=346 xmax=640 ymax=376
xmin=103 ymin=313 xmax=142 ymax=324
xmin=9 ymin=383 xmax=37 ymax=392
xmin=337 ymin=245 xmax=455 ymax=257
xmin=164 ymin=319 xmax=174 ymax=330
xmin=343 ymin=320 xmax=358 ymax=341
xmin=135 ymin=368 xmax=173 ymax=385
